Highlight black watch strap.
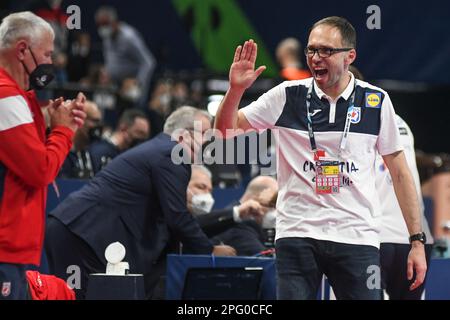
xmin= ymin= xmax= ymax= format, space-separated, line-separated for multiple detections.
xmin=409 ymin=232 xmax=426 ymax=244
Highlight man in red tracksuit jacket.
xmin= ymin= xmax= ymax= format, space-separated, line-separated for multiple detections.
xmin=0 ymin=11 xmax=86 ymax=299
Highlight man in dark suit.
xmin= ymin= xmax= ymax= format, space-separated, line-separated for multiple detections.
xmin=45 ymin=106 xmax=235 ymax=299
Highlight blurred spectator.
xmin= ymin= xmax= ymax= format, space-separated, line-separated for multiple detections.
xmin=67 ymin=32 xmax=91 ymax=82
xmin=276 ymin=37 xmax=311 ymax=80
xmin=53 ymin=51 xmax=67 ymax=85
xmin=25 ymin=0 xmax=68 ymax=54
xmin=146 ymin=79 xmax=173 ymax=138
xmin=148 ymin=79 xmax=173 ymax=117
xmin=81 ymin=64 xmax=117 ymax=127
xmin=95 ymin=5 xmax=156 ymax=109
xmin=257 ymin=188 xmax=278 ymax=248
xmin=211 ymin=175 xmax=278 ymax=255
xmin=188 ymin=166 xmax=268 ymax=233
xmin=419 ymin=152 xmax=450 ymax=255
xmin=171 ymin=80 xmax=191 ymax=109
xmin=59 ymin=101 xmax=102 ymax=179
xmin=82 ymin=64 xmax=113 ymax=89
xmin=117 ymin=77 xmax=143 ymax=113
xmin=187 ymin=169 xmax=278 ymax=256
xmin=89 ymin=109 xmax=150 ymax=174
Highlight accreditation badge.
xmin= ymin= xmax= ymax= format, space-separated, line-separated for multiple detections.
xmin=315 ymin=158 xmax=340 ymax=194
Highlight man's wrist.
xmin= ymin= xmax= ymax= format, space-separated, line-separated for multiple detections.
xmin=409 ymin=232 xmax=426 ymax=245
xmin=411 ymin=241 xmax=425 ymax=249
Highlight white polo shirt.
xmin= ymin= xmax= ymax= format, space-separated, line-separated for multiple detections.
xmin=241 ymin=73 xmax=402 ymax=248
xmin=376 ymin=115 xmax=433 ymax=244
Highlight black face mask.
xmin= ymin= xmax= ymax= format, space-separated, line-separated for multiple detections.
xmin=22 ymin=47 xmax=55 ymax=90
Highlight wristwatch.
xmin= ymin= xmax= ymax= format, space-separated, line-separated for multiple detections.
xmin=409 ymin=232 xmax=426 ymax=244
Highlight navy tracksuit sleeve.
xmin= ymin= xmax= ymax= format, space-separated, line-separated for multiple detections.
xmin=153 ymin=158 xmax=213 ymax=254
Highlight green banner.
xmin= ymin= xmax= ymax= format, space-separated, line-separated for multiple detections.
xmin=173 ymin=0 xmax=277 ymax=77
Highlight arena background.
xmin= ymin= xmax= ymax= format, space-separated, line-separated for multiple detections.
xmin=2 ymin=0 xmax=449 ymax=153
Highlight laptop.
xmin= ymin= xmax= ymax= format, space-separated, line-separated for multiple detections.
xmin=182 ymin=267 xmax=263 ymax=300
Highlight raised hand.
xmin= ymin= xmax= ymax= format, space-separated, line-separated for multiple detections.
xmin=229 ymin=39 xmax=266 ymax=91
xmin=69 ymin=92 xmax=87 ymax=129
xmin=237 ymin=199 xmax=268 ymax=225
xmin=48 ymin=92 xmax=87 ymax=132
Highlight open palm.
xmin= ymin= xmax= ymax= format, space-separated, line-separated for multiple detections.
xmin=229 ymin=39 xmax=266 ymax=90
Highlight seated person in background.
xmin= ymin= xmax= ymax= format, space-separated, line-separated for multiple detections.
xmin=59 ymin=101 xmax=102 ymax=179
xmin=46 ymin=106 xmax=235 ymax=299
xmin=187 ymin=165 xmax=278 ymax=255
xmin=89 ymin=109 xmax=150 ymax=173
xmin=275 ymin=37 xmax=311 ymax=81
xmin=376 ymin=115 xmax=434 ymax=300
xmin=116 ymin=78 xmax=145 ymax=112
xmin=418 ymin=152 xmax=450 ymax=256
xmin=257 ymin=188 xmax=278 ymax=248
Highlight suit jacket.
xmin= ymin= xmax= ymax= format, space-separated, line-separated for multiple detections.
xmin=211 ymin=220 xmax=266 ymax=256
xmin=197 ymin=201 xmax=266 ymax=256
xmin=196 ymin=208 xmax=237 ymax=238
xmin=49 ymin=133 xmax=213 ymax=279
xmin=88 ymin=138 xmax=120 ymax=174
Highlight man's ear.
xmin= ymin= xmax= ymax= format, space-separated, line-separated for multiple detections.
xmin=346 ymin=49 xmax=357 ymax=65
xmin=16 ymin=40 xmax=28 ymax=60
xmin=179 ymin=130 xmax=191 ymax=144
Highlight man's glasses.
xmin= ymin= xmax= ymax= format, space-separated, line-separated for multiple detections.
xmin=304 ymin=46 xmax=353 ymax=58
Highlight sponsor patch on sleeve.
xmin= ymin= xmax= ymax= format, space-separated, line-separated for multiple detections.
xmin=365 ymin=92 xmax=381 ymax=108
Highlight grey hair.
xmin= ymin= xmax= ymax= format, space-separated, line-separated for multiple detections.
xmin=163 ymin=106 xmax=211 ymax=135
xmin=0 ymin=11 xmax=54 ymax=49
xmin=191 ymin=165 xmax=212 ymax=179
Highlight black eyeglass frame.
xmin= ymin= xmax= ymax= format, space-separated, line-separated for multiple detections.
xmin=304 ymin=47 xmax=353 ymax=58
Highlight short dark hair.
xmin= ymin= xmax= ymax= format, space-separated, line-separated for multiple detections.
xmin=118 ymin=109 xmax=147 ymax=128
xmin=310 ymin=16 xmax=356 ymax=48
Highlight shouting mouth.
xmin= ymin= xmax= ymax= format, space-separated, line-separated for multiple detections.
xmin=314 ymin=68 xmax=328 ymax=79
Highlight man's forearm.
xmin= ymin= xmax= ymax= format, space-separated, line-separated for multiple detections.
xmin=214 ymin=87 xmax=245 ymax=136
xmin=392 ymin=169 xmax=423 ymax=235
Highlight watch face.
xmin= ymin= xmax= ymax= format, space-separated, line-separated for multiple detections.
xmin=421 ymin=233 xmax=427 ymax=243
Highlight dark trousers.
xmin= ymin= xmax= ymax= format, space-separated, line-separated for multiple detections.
xmin=45 ymin=216 xmax=104 ymax=300
xmin=380 ymin=243 xmax=433 ymax=300
xmin=276 ymin=237 xmax=381 ymax=300
xmin=0 ymin=263 xmax=28 ymax=300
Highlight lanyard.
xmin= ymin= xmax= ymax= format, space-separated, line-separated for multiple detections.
xmin=305 ymin=80 xmax=356 ymax=158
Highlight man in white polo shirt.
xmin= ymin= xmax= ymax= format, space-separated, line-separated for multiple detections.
xmin=376 ymin=115 xmax=433 ymax=299
xmin=214 ymin=16 xmax=427 ymax=299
